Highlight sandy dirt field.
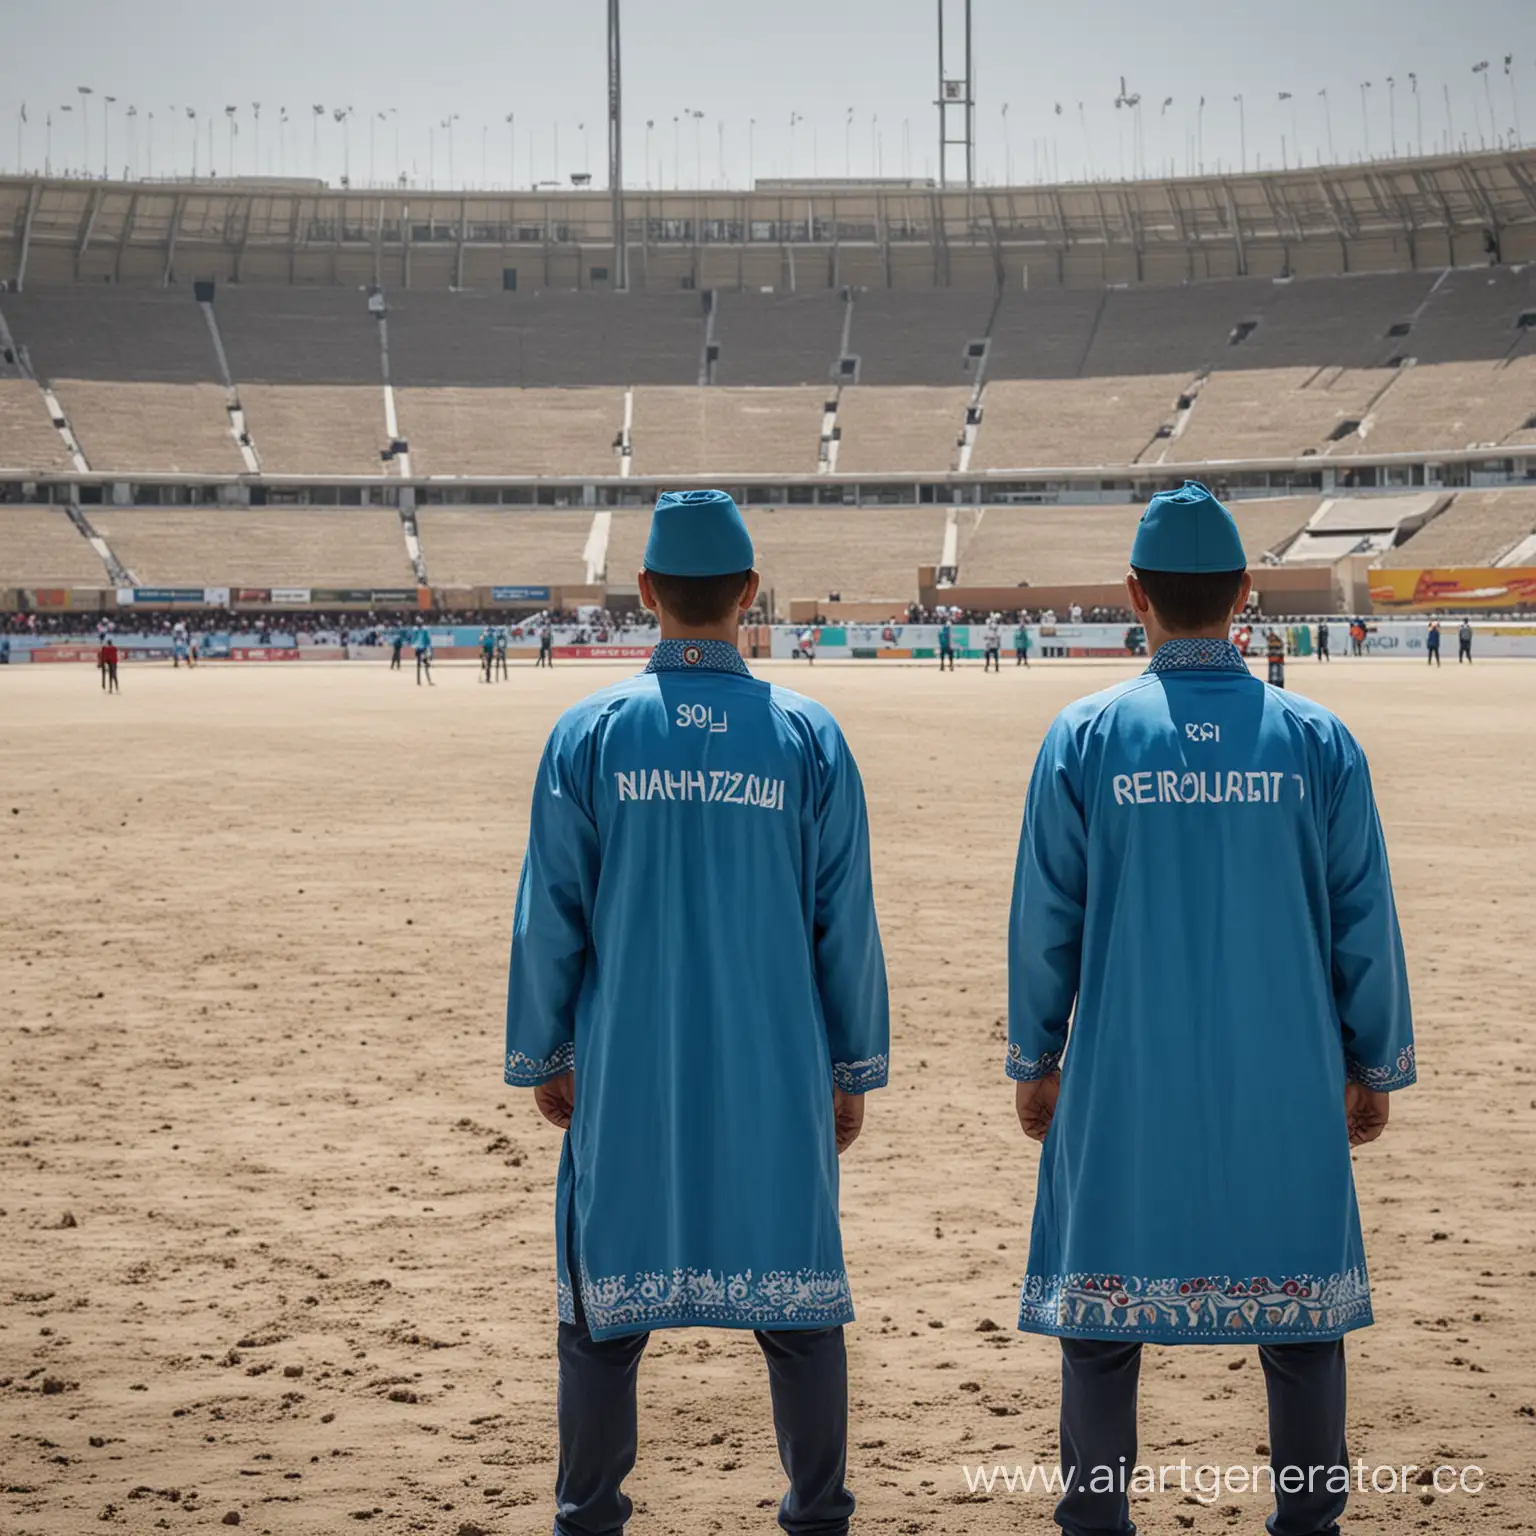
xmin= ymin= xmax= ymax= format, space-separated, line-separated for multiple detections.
xmin=2 ymin=657 xmax=1533 ymax=1536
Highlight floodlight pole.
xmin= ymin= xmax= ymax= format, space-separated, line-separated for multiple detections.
xmin=608 ymin=0 xmax=628 ymax=291
xmin=936 ymin=0 xmax=975 ymax=189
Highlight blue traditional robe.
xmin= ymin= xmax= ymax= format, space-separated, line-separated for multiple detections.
xmin=1009 ymin=638 xmax=1414 ymax=1344
xmin=506 ymin=639 xmax=890 ymax=1341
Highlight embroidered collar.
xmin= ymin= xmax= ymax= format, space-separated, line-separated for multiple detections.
xmin=644 ymin=638 xmax=751 ymax=676
xmin=1146 ymin=637 xmax=1250 ymax=675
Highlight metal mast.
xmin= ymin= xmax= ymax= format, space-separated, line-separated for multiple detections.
xmin=608 ymin=0 xmax=627 ymax=290
xmin=936 ymin=0 xmax=975 ymax=188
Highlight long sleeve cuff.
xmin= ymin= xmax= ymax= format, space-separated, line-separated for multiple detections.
xmin=1344 ymin=1043 xmax=1416 ymax=1091
xmin=1006 ymin=1043 xmax=1064 ymax=1082
xmin=832 ymin=1054 xmax=889 ymax=1093
xmin=505 ymin=1041 xmax=575 ymax=1087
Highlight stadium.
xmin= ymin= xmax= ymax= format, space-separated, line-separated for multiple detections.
xmin=4 ymin=9 xmax=1536 ymax=1532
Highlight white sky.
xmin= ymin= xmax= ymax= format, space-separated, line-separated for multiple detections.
xmin=2 ymin=0 xmax=1534 ymax=191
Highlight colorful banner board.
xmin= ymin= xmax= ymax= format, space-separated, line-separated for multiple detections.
xmin=491 ymin=585 xmax=553 ymax=602
xmin=1368 ymin=567 xmax=1536 ymax=612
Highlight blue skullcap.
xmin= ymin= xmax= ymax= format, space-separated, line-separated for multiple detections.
xmin=1130 ymin=481 xmax=1247 ymax=573
xmin=643 ymin=489 xmax=755 ymax=577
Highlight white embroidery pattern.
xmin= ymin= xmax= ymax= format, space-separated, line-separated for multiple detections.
xmin=504 ymin=1040 xmax=575 ymax=1085
xmin=833 ymin=1054 xmax=889 ymax=1092
xmin=1019 ymin=1267 xmax=1372 ymax=1339
xmin=1006 ymin=1042 xmax=1064 ymax=1081
xmin=557 ymin=1275 xmax=576 ymax=1324
xmin=573 ymin=1262 xmax=853 ymax=1332
xmin=1346 ymin=1043 xmax=1416 ymax=1091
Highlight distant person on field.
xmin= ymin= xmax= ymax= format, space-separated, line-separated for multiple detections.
xmin=1014 ymin=621 xmax=1031 ymax=668
xmin=495 ymin=624 xmax=509 ymax=680
xmin=98 ymin=638 xmax=119 ymax=693
xmin=1349 ymin=618 xmax=1366 ymax=657
xmin=798 ymin=626 xmax=817 ymax=665
xmin=480 ymin=625 xmax=496 ymax=683
xmin=1008 ymin=481 xmax=1414 ymax=1536
xmin=1266 ymin=626 xmax=1286 ymax=688
xmin=1426 ymin=620 xmax=1441 ymax=667
xmin=390 ymin=625 xmax=407 ymax=671
xmin=413 ymin=623 xmax=434 ymax=687
xmin=505 ymin=489 xmax=888 ymax=1536
xmin=937 ymin=617 xmax=955 ymax=671
xmin=982 ymin=616 xmax=1002 ymax=673
xmin=1457 ymin=619 xmax=1473 ymax=663
xmin=1316 ymin=619 xmax=1330 ymax=661
xmin=537 ymin=621 xmax=554 ymax=668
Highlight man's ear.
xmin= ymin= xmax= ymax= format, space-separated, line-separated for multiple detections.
xmin=1125 ymin=571 xmax=1150 ymax=620
xmin=1234 ymin=570 xmax=1253 ymax=617
xmin=638 ymin=568 xmax=659 ymax=617
xmin=738 ymin=571 xmax=761 ymax=614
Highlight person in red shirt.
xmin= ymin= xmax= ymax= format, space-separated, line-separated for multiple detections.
xmin=98 ymin=640 xmax=119 ymax=694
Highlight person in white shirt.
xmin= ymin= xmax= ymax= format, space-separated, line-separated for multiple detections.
xmin=982 ymin=616 xmax=1002 ymax=673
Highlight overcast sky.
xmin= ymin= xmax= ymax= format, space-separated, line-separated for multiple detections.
xmin=3 ymin=0 xmax=1534 ymax=192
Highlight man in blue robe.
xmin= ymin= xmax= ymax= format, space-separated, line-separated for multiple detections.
xmin=1008 ymin=482 xmax=1414 ymax=1536
xmin=506 ymin=488 xmax=889 ymax=1536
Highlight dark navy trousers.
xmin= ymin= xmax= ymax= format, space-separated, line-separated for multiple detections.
xmin=554 ymin=1283 xmax=854 ymax=1536
xmin=1056 ymin=1337 xmax=1348 ymax=1536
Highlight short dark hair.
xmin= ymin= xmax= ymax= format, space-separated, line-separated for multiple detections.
xmin=644 ymin=568 xmax=752 ymax=627
xmin=1131 ymin=567 xmax=1245 ymax=631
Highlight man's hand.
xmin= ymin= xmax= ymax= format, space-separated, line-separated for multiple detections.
xmin=533 ymin=1071 xmax=575 ymax=1130
xmin=1345 ymin=1083 xmax=1389 ymax=1146
xmin=833 ymin=1089 xmax=865 ymax=1154
xmin=1016 ymin=1074 xmax=1060 ymax=1142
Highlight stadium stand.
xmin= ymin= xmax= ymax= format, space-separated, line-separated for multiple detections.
xmin=1171 ymin=368 xmax=1385 ymax=461
xmin=846 ymin=290 xmax=994 ymax=384
xmin=54 ymin=381 xmax=244 ymax=475
xmin=986 ymin=288 xmax=1107 ymax=378
xmin=711 ymin=292 xmax=844 ymax=385
xmin=398 ymin=387 xmax=623 ymax=477
xmin=1360 ymin=358 xmax=1536 ymax=454
xmin=971 ymin=375 xmax=1189 ymax=469
xmin=605 ymin=504 xmax=945 ymax=607
xmin=630 ymin=387 xmax=826 ymax=476
xmin=1229 ymin=271 xmax=1440 ymax=368
xmin=90 ymin=509 xmax=415 ymax=587
xmin=1078 ymin=281 xmax=1273 ymax=375
xmin=1377 ymin=489 xmax=1536 ymax=567
xmin=413 ymin=509 xmax=590 ymax=586
xmin=216 ymin=289 xmax=380 ymax=385
xmin=1283 ymin=494 xmax=1444 ymax=564
xmin=0 ymin=379 xmax=73 ymax=473
xmin=835 ymin=386 xmax=968 ymax=473
xmin=387 ymin=291 xmax=704 ymax=387
xmin=956 ymin=498 xmax=1321 ymax=585
xmin=239 ymin=384 xmax=386 ymax=477
xmin=0 ymin=505 xmax=109 ymax=585
xmin=1391 ymin=265 xmax=1536 ymax=363
xmin=0 ymin=288 xmax=219 ymax=381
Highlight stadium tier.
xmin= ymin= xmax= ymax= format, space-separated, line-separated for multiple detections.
xmin=1359 ymin=358 xmax=1536 ymax=456
xmin=89 ymin=509 xmax=416 ymax=588
xmin=239 ymin=385 xmax=388 ymax=476
xmin=413 ymin=508 xmax=591 ymax=587
xmin=397 ymin=387 xmax=625 ymax=477
xmin=53 ymin=380 xmax=243 ymax=475
xmin=0 ymin=379 xmax=72 ymax=473
xmin=971 ymin=376 xmax=1189 ymax=468
xmin=629 ymin=387 xmax=827 ymax=477
xmin=834 ymin=386 xmax=970 ymax=474
xmin=1375 ymin=489 xmax=1536 ymax=568
xmin=710 ymin=292 xmax=845 ymax=386
xmin=1170 ymin=367 xmax=1386 ymax=462
xmin=0 ymin=505 xmax=110 ymax=586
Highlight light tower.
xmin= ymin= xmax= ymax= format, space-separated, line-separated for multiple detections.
xmin=608 ymin=0 xmax=627 ymax=290
xmin=935 ymin=0 xmax=974 ymax=188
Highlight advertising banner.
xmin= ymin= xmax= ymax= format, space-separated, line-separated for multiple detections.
xmin=234 ymin=587 xmax=271 ymax=603
xmin=203 ymin=587 xmax=231 ymax=607
xmin=554 ymin=645 xmax=655 ymax=660
xmin=270 ymin=587 xmax=312 ymax=605
xmin=229 ymin=647 xmax=303 ymax=662
xmin=1368 ymin=567 xmax=1536 ymax=612
xmin=125 ymin=587 xmax=206 ymax=605
xmin=492 ymin=585 xmax=552 ymax=602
